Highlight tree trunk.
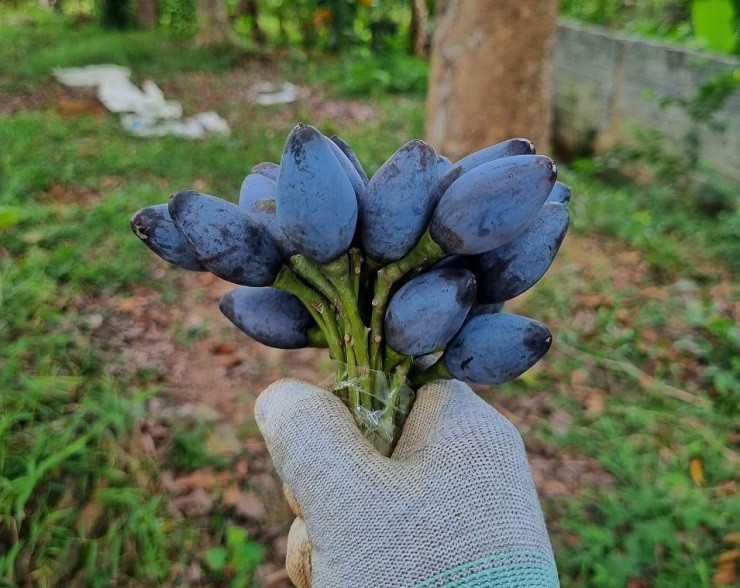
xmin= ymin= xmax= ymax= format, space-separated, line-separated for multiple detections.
xmin=425 ymin=0 xmax=559 ymax=160
xmin=409 ymin=0 xmax=429 ymax=57
xmin=196 ymin=0 xmax=237 ymax=45
xmin=236 ymin=0 xmax=266 ymax=45
xmin=136 ymin=0 xmax=158 ymax=28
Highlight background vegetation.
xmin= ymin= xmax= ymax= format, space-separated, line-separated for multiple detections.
xmin=0 ymin=3 xmax=737 ymax=587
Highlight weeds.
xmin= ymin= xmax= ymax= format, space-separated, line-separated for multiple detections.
xmin=1 ymin=13 xmax=736 ymax=587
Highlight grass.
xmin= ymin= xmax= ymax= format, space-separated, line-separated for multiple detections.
xmin=1 ymin=11 xmax=738 ymax=587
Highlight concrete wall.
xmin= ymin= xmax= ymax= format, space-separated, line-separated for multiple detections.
xmin=554 ymin=20 xmax=740 ymax=182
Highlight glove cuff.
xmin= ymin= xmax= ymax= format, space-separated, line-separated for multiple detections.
xmin=413 ymin=550 xmax=559 ymax=588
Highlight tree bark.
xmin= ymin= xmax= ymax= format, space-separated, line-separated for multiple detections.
xmin=425 ymin=0 xmax=559 ymax=160
xmin=196 ymin=0 xmax=237 ymax=45
xmin=136 ymin=0 xmax=158 ymax=28
xmin=236 ymin=0 xmax=266 ymax=45
xmin=409 ymin=0 xmax=429 ymax=57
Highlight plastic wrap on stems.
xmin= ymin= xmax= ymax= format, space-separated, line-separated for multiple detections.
xmin=331 ymin=364 xmax=414 ymax=457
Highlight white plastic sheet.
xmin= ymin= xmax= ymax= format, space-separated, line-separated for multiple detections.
xmin=52 ymin=64 xmax=229 ymax=139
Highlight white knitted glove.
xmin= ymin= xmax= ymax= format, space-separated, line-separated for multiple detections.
xmin=255 ymin=379 xmax=559 ymax=588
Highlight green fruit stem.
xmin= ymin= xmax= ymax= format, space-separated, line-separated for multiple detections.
xmin=322 ymin=254 xmax=373 ymax=410
xmin=288 ymin=254 xmax=360 ymax=374
xmin=273 ymin=266 xmax=349 ymax=397
xmin=348 ymin=247 xmax=363 ymax=298
xmin=307 ymin=327 xmax=328 ymax=348
xmin=383 ymin=345 xmax=406 ymax=373
xmin=275 ymin=230 xmax=447 ymax=454
xmin=377 ymin=357 xmax=413 ymax=442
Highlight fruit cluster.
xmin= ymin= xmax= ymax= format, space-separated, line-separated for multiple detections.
xmin=131 ymin=123 xmax=570 ymax=453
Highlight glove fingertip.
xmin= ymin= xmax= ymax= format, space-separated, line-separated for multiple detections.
xmin=255 ymin=378 xmax=328 ymax=435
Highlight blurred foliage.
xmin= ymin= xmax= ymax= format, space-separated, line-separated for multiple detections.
xmin=87 ymin=0 xmax=429 ymax=52
xmin=159 ymin=0 xmax=198 ymax=35
xmin=321 ymin=51 xmax=428 ymax=96
xmin=1 ymin=11 xmax=737 ymax=588
xmin=204 ymin=526 xmax=265 ymax=586
xmin=98 ymin=0 xmax=136 ymax=28
xmin=561 ymin=0 xmax=739 ymax=54
xmin=692 ymin=0 xmax=737 ymax=53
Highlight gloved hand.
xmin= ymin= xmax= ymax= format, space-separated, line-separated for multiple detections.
xmin=255 ymin=379 xmax=559 ymax=588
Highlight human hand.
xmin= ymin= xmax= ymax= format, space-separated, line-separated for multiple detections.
xmin=255 ymin=379 xmax=558 ymax=588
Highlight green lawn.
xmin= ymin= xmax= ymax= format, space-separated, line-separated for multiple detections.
xmin=1 ymin=11 xmax=737 ymax=587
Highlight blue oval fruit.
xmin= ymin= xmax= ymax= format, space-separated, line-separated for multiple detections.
xmin=437 ymin=138 xmax=535 ymax=196
xmin=130 ymin=204 xmax=205 ymax=271
xmin=547 ymin=181 xmax=571 ymax=204
xmin=331 ymin=135 xmax=368 ymax=183
xmin=385 ymin=268 xmax=476 ymax=355
xmin=436 ymin=154 xmax=453 ymax=179
xmin=239 ymin=173 xmax=277 ymax=209
xmin=444 ymin=313 xmax=551 ymax=385
xmin=277 ymin=124 xmax=358 ymax=264
xmin=473 ymin=201 xmax=569 ymax=303
xmin=169 ymin=190 xmax=281 ymax=286
xmin=359 ymin=140 xmax=438 ymax=263
xmin=239 ymin=174 xmax=297 ymax=257
xmin=219 ymin=287 xmax=314 ymax=349
xmin=251 ymin=162 xmax=280 ymax=182
xmin=244 ymin=198 xmax=299 ymax=258
xmin=325 ymin=135 xmax=367 ymax=196
xmin=430 ymin=154 xmax=557 ymax=255
xmin=468 ymin=302 xmax=505 ymax=317
xmin=431 ymin=254 xmax=472 ymax=272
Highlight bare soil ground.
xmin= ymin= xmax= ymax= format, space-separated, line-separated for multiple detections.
xmin=80 ymin=233 xmax=624 ymax=586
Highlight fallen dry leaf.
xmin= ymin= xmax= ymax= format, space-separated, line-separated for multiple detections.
xmin=172 ymin=488 xmax=214 ymax=516
xmin=570 ymin=368 xmax=589 ymax=387
xmin=718 ymin=549 xmax=740 ymax=564
xmin=78 ymin=499 xmax=105 ymax=537
xmin=690 ymin=457 xmax=704 ymax=487
xmin=724 ymin=533 xmax=739 ymax=545
xmin=169 ymin=470 xmax=232 ymax=494
xmin=273 ymin=535 xmax=289 ymax=560
xmin=576 ymin=293 xmax=614 ymax=308
xmin=21 ymin=231 xmax=43 ymax=244
xmin=206 ymin=423 xmax=243 ymax=458
xmin=211 ymin=341 xmax=237 ymax=355
xmin=224 ymin=486 xmax=266 ymax=520
xmin=117 ymin=297 xmax=139 ymax=313
xmin=549 ymin=408 xmax=572 ymax=436
xmin=259 ymin=567 xmax=291 ymax=588
xmin=541 ymin=479 xmax=569 ymax=496
xmin=713 ymin=558 xmax=736 ymax=586
xmin=235 ymin=458 xmax=249 ymax=480
xmin=584 ymin=391 xmax=606 ymax=416
xmin=245 ymin=438 xmax=266 ymax=454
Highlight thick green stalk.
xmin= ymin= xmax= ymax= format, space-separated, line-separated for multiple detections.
xmin=377 ymin=357 xmax=413 ymax=445
xmin=348 ymin=248 xmax=363 ymax=298
xmin=322 ymin=256 xmax=370 ymax=368
xmin=289 ymin=255 xmax=359 ymax=378
xmin=289 ymin=255 xmax=341 ymax=309
xmin=383 ymin=345 xmax=406 ymax=373
xmin=307 ymin=327 xmax=328 ymax=348
xmin=322 ymin=254 xmax=373 ymax=410
xmin=273 ymin=267 xmax=343 ymax=363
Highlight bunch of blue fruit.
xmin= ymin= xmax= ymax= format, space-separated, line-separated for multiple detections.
xmin=131 ymin=123 xmax=570 ymax=448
